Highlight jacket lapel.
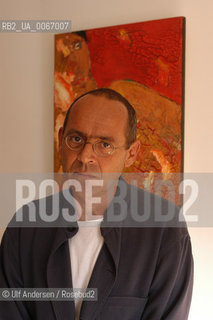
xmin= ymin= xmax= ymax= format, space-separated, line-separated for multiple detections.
xmin=47 ymin=226 xmax=78 ymax=320
xmin=79 ymin=227 xmax=122 ymax=320
xmin=79 ymin=177 xmax=128 ymax=319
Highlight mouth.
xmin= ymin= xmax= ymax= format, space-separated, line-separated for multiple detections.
xmin=73 ymin=172 xmax=100 ymax=179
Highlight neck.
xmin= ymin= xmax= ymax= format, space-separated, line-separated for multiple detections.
xmin=71 ymin=179 xmax=119 ymax=221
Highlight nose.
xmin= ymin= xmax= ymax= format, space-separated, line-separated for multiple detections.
xmin=76 ymin=142 xmax=96 ymax=164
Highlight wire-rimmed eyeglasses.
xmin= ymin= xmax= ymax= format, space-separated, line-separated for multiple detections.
xmin=64 ymin=134 xmax=127 ymax=157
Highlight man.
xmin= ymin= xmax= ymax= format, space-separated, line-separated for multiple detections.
xmin=0 ymin=88 xmax=193 ymax=319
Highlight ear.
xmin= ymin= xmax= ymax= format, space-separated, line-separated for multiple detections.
xmin=124 ymin=140 xmax=141 ymax=168
xmin=58 ymin=127 xmax=63 ymax=154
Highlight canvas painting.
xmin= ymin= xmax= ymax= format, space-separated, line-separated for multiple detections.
xmin=54 ymin=17 xmax=185 ymax=202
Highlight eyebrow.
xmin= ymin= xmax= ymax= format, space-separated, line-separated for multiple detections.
xmin=65 ymin=129 xmax=116 ymax=142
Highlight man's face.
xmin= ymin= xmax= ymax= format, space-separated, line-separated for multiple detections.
xmin=59 ymin=94 xmax=138 ymax=181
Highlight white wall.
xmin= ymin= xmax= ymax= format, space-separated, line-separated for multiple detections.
xmin=1 ymin=0 xmax=213 ymax=319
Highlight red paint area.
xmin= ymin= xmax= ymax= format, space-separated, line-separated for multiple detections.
xmin=87 ymin=18 xmax=184 ymax=105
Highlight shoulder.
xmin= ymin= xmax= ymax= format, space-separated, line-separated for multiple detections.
xmin=121 ymin=177 xmax=185 ymax=228
xmin=119 ymin=177 xmax=190 ymax=248
xmin=8 ymin=188 xmax=77 ymax=229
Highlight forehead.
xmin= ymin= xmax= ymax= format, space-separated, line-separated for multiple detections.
xmin=64 ymin=94 xmax=128 ymax=141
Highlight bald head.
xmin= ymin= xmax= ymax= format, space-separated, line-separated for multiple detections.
xmin=62 ymin=88 xmax=137 ymax=148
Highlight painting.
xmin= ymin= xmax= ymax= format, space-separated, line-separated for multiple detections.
xmin=54 ymin=17 xmax=185 ymax=203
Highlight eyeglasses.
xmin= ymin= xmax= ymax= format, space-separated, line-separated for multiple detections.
xmin=64 ymin=134 xmax=127 ymax=157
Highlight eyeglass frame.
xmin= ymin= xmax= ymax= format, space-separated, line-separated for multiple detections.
xmin=64 ymin=134 xmax=129 ymax=157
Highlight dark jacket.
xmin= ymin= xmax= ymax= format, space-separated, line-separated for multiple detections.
xmin=0 ymin=178 xmax=193 ymax=319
